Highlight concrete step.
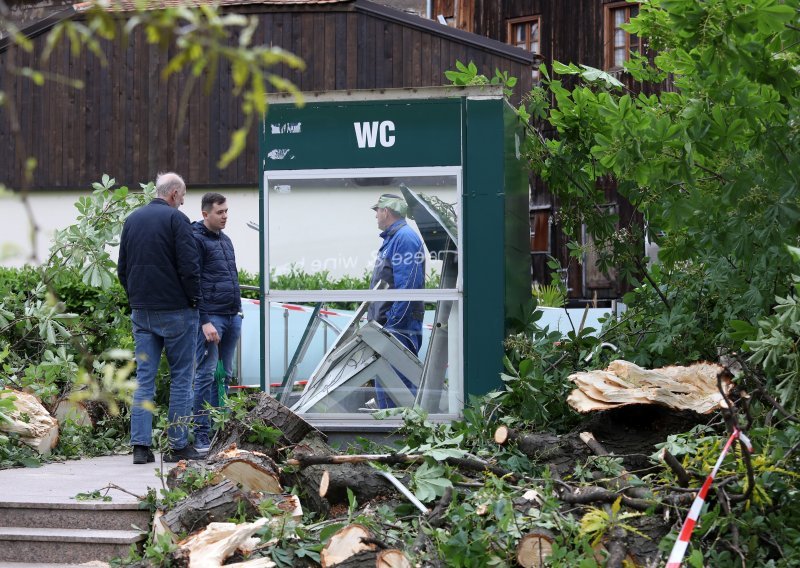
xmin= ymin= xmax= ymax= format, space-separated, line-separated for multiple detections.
xmin=0 ymin=527 xmax=144 ymax=564
xmin=0 ymin=502 xmax=151 ymax=531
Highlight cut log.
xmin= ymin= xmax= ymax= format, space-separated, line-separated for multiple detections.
xmin=376 ymin=550 xmax=411 ymax=568
xmin=516 ymin=530 xmax=555 ymax=568
xmin=209 ymin=392 xmax=324 ymax=456
xmin=167 ymin=446 xmax=282 ymax=495
xmin=210 ymin=447 xmax=283 ymax=494
xmin=161 ymin=479 xmax=260 ymax=536
xmin=324 ymin=548 xmax=410 ymax=568
xmin=0 ymin=389 xmax=59 ymax=454
xmin=567 ymin=360 xmax=731 ymax=414
xmin=178 ymin=517 xmax=270 ymax=568
xmin=283 ymin=433 xmax=396 ymax=515
xmin=53 ymin=399 xmax=94 ymax=427
xmin=320 ymin=524 xmax=377 ymax=568
xmin=494 ymin=426 xmax=563 ymax=461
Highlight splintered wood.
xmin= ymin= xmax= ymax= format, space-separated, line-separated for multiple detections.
xmin=0 ymin=389 xmax=59 ymax=454
xmin=567 ymin=360 xmax=732 ymax=414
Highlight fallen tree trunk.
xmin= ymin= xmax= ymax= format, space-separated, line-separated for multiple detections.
xmin=167 ymin=446 xmax=283 ymax=495
xmin=284 ymin=433 xmax=398 ymax=515
xmin=0 ymin=389 xmax=59 ymax=454
xmin=161 ymin=479 xmax=260 ymax=536
xmin=210 ymin=393 xmax=324 ymax=456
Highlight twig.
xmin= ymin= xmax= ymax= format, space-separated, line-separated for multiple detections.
xmin=660 ymin=449 xmax=692 ymax=487
xmin=100 ymin=483 xmax=146 ymax=501
xmin=413 ymin=487 xmax=454 ymax=554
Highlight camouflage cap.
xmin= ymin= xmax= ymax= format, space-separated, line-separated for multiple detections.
xmin=371 ymin=193 xmax=408 ymax=217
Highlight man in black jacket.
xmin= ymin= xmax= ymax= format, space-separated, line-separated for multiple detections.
xmin=191 ymin=192 xmax=242 ymax=454
xmin=118 ymin=172 xmax=204 ymax=464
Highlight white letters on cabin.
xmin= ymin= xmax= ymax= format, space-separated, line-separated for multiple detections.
xmin=354 ymin=121 xmax=396 ymax=148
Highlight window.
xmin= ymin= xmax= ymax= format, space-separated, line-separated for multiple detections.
xmin=508 ymin=16 xmax=541 ymax=80
xmin=604 ymin=2 xmax=640 ymax=69
xmin=530 ymin=207 xmax=551 ymax=254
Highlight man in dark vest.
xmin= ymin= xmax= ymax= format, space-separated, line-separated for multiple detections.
xmin=368 ymin=193 xmax=425 ymax=408
xmin=191 ymin=193 xmax=242 ymax=454
xmin=118 ymin=172 xmax=204 ymax=464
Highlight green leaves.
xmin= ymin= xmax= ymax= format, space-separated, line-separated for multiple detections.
xmin=412 ymin=461 xmax=453 ymax=502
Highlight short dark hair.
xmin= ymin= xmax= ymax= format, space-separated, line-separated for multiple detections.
xmin=201 ymin=192 xmax=226 ymax=212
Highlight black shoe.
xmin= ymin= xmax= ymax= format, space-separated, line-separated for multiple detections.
xmin=163 ymin=445 xmax=204 ymax=463
xmin=133 ymin=445 xmax=155 ymax=464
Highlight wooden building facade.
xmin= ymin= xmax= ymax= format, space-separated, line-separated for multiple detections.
xmin=433 ymin=0 xmax=662 ymax=303
xmin=0 ymin=0 xmax=535 ymax=191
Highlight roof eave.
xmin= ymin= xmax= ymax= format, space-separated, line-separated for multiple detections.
xmin=354 ymin=0 xmax=539 ymax=66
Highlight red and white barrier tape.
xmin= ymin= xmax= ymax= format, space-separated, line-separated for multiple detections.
xmin=244 ymin=298 xmax=345 ymax=318
xmin=245 ymin=298 xmax=434 ymax=329
xmin=665 ymin=428 xmax=753 ymax=568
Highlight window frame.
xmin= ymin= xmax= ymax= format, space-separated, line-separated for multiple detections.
xmin=603 ymin=1 xmax=640 ymax=70
xmin=261 ymin=166 xmax=465 ymax=426
xmin=507 ymin=15 xmax=542 ymax=80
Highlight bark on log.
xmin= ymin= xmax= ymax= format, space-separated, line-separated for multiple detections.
xmin=161 ymin=479 xmax=260 ymax=535
xmin=494 ymin=426 xmax=563 ymax=461
xmin=0 ymin=389 xmax=59 ymax=454
xmin=320 ymin=524 xmax=377 ymax=568
xmin=516 ymin=530 xmax=555 ymax=568
xmin=167 ymin=447 xmax=282 ymax=494
xmin=210 ymin=393 xmax=324 ymax=456
xmin=283 ymin=433 xmax=397 ymax=515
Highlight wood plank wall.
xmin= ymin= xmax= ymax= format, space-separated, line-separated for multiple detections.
xmin=0 ymin=6 xmax=533 ymax=190
xmin=432 ymin=0 xmax=666 ymax=300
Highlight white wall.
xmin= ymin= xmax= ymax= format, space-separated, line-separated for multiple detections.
xmin=0 ymin=188 xmax=265 ymax=273
xmin=1 ymin=185 xmax=454 ymax=280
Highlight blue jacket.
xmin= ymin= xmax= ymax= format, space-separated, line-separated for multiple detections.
xmin=192 ymin=221 xmax=242 ymax=324
xmin=368 ymin=220 xmax=425 ymax=337
xmin=117 ymin=199 xmax=200 ymax=310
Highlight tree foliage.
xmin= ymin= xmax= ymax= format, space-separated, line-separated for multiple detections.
xmin=524 ymin=0 xmax=800 ymax=362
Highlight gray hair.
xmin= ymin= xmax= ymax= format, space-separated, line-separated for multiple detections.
xmin=155 ymin=172 xmax=186 ymax=198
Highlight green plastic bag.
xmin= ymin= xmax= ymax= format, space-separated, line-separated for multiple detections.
xmin=215 ymin=360 xmax=227 ymax=405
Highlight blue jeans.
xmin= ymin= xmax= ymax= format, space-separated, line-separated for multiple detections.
xmin=375 ymin=318 xmax=422 ymax=409
xmin=130 ymin=308 xmax=198 ymax=450
xmin=193 ymin=313 xmax=242 ymax=438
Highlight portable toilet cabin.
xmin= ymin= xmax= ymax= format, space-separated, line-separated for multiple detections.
xmin=258 ymin=85 xmax=530 ymax=431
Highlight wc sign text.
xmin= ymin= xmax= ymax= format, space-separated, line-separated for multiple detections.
xmin=354 ymin=120 xmax=396 ymax=148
